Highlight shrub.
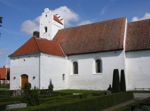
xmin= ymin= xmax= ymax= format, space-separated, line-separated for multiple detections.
xmin=133 ymin=109 xmax=142 ymax=111
xmin=0 ymin=90 xmax=13 ymax=98
xmin=141 ymin=105 xmax=150 ymax=111
xmin=48 ymin=79 xmax=54 ymax=94
xmin=9 ymin=92 xmax=133 ymax=111
xmin=120 ymin=70 xmax=126 ymax=92
xmin=22 ymin=83 xmax=41 ymax=106
xmin=24 ymin=82 xmax=31 ymax=92
xmin=112 ymin=69 xmax=120 ymax=93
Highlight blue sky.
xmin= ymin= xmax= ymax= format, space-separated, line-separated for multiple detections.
xmin=0 ymin=0 xmax=150 ymax=67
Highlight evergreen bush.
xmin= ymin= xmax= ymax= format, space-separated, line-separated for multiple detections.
xmin=22 ymin=83 xmax=41 ymax=106
xmin=120 ymin=70 xmax=126 ymax=92
xmin=48 ymin=79 xmax=54 ymax=94
xmin=9 ymin=92 xmax=133 ymax=111
xmin=141 ymin=105 xmax=150 ymax=111
xmin=112 ymin=69 xmax=120 ymax=93
xmin=133 ymin=109 xmax=142 ymax=111
xmin=23 ymin=82 xmax=31 ymax=92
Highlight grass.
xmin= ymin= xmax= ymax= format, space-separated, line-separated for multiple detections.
xmin=0 ymin=84 xmax=9 ymax=90
xmin=0 ymin=89 xmax=134 ymax=111
xmin=55 ymin=89 xmax=105 ymax=95
xmin=55 ymin=89 xmax=102 ymax=93
xmin=0 ymin=89 xmax=105 ymax=110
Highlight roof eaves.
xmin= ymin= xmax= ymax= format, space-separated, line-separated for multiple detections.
xmin=66 ymin=49 xmax=123 ymax=56
xmin=9 ymin=52 xmax=40 ymax=58
xmin=125 ymin=49 xmax=150 ymax=52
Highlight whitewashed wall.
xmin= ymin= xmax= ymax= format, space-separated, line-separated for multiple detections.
xmin=68 ymin=50 xmax=125 ymax=90
xmin=40 ymin=8 xmax=64 ymax=40
xmin=126 ymin=50 xmax=150 ymax=90
xmin=40 ymin=53 xmax=69 ymax=90
xmin=10 ymin=54 xmax=40 ymax=90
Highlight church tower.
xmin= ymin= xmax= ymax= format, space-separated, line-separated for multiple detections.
xmin=40 ymin=8 xmax=64 ymax=40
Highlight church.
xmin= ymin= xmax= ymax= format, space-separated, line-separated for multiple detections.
xmin=9 ymin=8 xmax=150 ymax=91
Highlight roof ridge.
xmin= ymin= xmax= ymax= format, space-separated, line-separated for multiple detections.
xmin=58 ymin=17 xmax=126 ymax=31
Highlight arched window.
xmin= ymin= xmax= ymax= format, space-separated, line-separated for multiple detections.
xmin=44 ymin=26 xmax=47 ymax=33
xmin=62 ymin=74 xmax=65 ymax=80
xmin=73 ymin=61 xmax=78 ymax=74
xmin=96 ymin=59 xmax=102 ymax=73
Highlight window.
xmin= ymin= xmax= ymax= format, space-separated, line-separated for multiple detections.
xmin=95 ymin=59 xmax=102 ymax=73
xmin=44 ymin=26 xmax=47 ymax=33
xmin=62 ymin=74 xmax=65 ymax=80
xmin=73 ymin=61 xmax=78 ymax=74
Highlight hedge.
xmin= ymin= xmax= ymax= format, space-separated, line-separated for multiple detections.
xmin=113 ymin=97 xmax=150 ymax=111
xmin=120 ymin=70 xmax=126 ymax=92
xmin=0 ymin=90 xmax=13 ymax=98
xmin=112 ymin=69 xmax=120 ymax=93
xmin=7 ymin=92 xmax=133 ymax=111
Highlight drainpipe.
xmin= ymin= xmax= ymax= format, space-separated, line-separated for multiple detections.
xmin=39 ymin=53 xmax=41 ymax=89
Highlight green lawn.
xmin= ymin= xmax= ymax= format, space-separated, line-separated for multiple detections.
xmin=0 ymin=89 xmax=134 ymax=111
xmin=0 ymin=89 xmax=106 ymax=110
xmin=0 ymin=84 xmax=9 ymax=90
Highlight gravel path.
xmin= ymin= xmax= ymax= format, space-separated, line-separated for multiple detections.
xmin=102 ymin=99 xmax=137 ymax=111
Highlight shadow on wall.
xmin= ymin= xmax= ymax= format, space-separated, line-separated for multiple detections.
xmin=126 ymin=50 xmax=150 ymax=58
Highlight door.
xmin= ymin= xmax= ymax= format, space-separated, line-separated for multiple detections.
xmin=21 ymin=74 xmax=28 ymax=89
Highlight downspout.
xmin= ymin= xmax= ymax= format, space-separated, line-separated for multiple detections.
xmin=39 ymin=53 xmax=41 ymax=89
xmin=34 ymin=37 xmax=41 ymax=89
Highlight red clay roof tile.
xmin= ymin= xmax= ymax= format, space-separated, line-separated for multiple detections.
xmin=0 ymin=68 xmax=10 ymax=80
xmin=10 ymin=17 xmax=126 ymax=57
xmin=126 ymin=19 xmax=150 ymax=51
xmin=9 ymin=37 xmax=65 ymax=57
xmin=54 ymin=17 xmax=126 ymax=55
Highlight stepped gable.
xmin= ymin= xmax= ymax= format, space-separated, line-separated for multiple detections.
xmin=9 ymin=37 xmax=65 ymax=57
xmin=126 ymin=19 xmax=150 ymax=51
xmin=54 ymin=17 xmax=126 ymax=55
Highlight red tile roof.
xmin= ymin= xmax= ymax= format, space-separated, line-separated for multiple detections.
xmin=10 ymin=17 xmax=126 ymax=57
xmin=9 ymin=37 xmax=65 ymax=57
xmin=54 ymin=17 xmax=126 ymax=55
xmin=126 ymin=19 xmax=150 ymax=51
xmin=0 ymin=67 xmax=10 ymax=80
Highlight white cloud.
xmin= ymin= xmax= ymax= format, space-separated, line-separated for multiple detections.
xmin=78 ymin=20 xmax=93 ymax=26
xmin=21 ymin=6 xmax=79 ymax=35
xmin=21 ymin=6 xmax=94 ymax=35
xmin=52 ymin=6 xmax=79 ymax=27
xmin=21 ymin=16 xmax=40 ymax=35
xmin=100 ymin=5 xmax=110 ymax=15
xmin=132 ymin=12 xmax=150 ymax=21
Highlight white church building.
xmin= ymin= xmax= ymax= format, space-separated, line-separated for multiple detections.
xmin=9 ymin=8 xmax=150 ymax=91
